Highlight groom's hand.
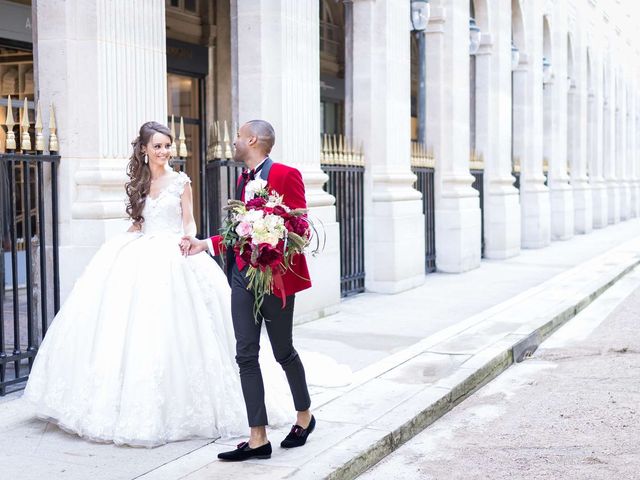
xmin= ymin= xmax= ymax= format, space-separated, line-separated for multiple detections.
xmin=180 ymin=236 xmax=208 ymax=256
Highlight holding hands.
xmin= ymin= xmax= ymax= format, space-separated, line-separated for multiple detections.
xmin=179 ymin=236 xmax=208 ymax=257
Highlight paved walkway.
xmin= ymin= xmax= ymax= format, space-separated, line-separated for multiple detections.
xmin=359 ymin=264 xmax=640 ymax=479
xmin=2 ymin=219 xmax=640 ymax=480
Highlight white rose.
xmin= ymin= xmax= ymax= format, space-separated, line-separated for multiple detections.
xmin=244 ymin=179 xmax=268 ymax=199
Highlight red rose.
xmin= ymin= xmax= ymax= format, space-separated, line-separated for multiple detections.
xmin=272 ymin=205 xmax=288 ymax=217
xmin=285 ymin=216 xmax=309 ymax=237
xmin=246 ymin=197 xmax=267 ymax=209
xmin=256 ymin=243 xmax=283 ymax=270
xmin=234 ymin=241 xmax=253 ymax=265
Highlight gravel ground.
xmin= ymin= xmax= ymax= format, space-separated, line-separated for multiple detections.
xmin=359 ymin=277 xmax=640 ymax=480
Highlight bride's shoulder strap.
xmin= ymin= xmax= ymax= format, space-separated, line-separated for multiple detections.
xmin=174 ymin=171 xmax=192 ymax=195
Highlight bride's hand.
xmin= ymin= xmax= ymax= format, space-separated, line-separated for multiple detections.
xmin=179 ymin=236 xmax=207 ymax=257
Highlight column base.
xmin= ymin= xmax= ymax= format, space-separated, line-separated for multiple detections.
xmin=295 ymin=170 xmax=341 ymax=323
xmin=521 ymin=181 xmax=551 ymax=248
xmin=607 ymin=183 xmax=621 ymax=224
xmin=573 ymin=181 xmax=593 ymax=234
xmin=627 ymin=181 xmax=638 ymax=218
xmin=619 ymin=183 xmax=631 ymax=220
xmin=548 ymin=180 xmax=574 ymax=241
xmin=435 ymin=193 xmax=481 ymax=272
xmin=483 ymin=180 xmax=521 ymax=260
xmin=590 ymin=180 xmax=609 ymax=228
xmin=365 ymin=178 xmax=426 ymax=293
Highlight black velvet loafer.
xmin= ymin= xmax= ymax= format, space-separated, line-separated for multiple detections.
xmin=280 ymin=415 xmax=316 ymax=448
xmin=217 ymin=441 xmax=272 ymax=461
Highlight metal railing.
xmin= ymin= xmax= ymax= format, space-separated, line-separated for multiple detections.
xmin=1 ymin=97 xmax=60 ymax=395
xmin=470 ymin=150 xmax=485 ymax=256
xmin=321 ymin=134 xmax=365 ymax=297
xmin=411 ymin=142 xmax=436 ymax=272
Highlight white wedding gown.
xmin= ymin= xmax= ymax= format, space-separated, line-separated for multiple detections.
xmin=23 ymin=171 xmax=296 ymax=447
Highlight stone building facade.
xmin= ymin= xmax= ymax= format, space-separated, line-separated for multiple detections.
xmin=0 ymin=0 xmax=639 ymax=322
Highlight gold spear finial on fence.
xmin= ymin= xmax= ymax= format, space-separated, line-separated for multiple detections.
xmin=223 ymin=121 xmax=232 ymax=159
xmin=48 ymin=103 xmax=58 ymax=152
xmin=20 ymin=98 xmax=31 ymax=151
xmin=4 ymin=95 xmax=16 ymax=151
xmin=345 ymin=136 xmax=353 ymax=165
xmin=213 ymin=120 xmax=223 ymax=158
xmin=170 ymin=115 xmax=178 ymax=157
xmin=206 ymin=122 xmax=216 ymax=160
xmin=35 ymin=102 xmax=44 ymax=152
xmin=329 ymin=135 xmax=338 ymax=165
xmin=178 ymin=116 xmax=188 ymax=158
xmin=321 ymin=133 xmax=328 ymax=163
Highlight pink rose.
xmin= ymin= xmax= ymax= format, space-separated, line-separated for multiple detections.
xmin=235 ymin=221 xmax=253 ymax=237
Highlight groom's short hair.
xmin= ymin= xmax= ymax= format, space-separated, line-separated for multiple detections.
xmin=245 ymin=120 xmax=276 ymax=154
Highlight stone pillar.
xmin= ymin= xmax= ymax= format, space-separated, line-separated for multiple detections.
xmin=603 ymin=58 xmax=620 ymax=224
xmin=351 ymin=0 xmax=425 ymax=291
xmin=569 ymin=24 xmax=593 ymax=234
xmin=233 ymin=0 xmax=340 ymax=320
xmin=35 ymin=0 xmax=167 ymax=300
xmin=634 ymin=97 xmax=640 ymax=216
xmin=616 ymin=79 xmax=629 ymax=220
xmin=518 ymin=0 xmax=550 ymax=248
xmin=477 ymin=0 xmax=520 ymax=259
xmin=626 ymin=88 xmax=638 ymax=218
xmin=547 ymin=11 xmax=573 ymax=240
xmin=589 ymin=53 xmax=608 ymax=228
xmin=425 ymin=0 xmax=481 ymax=271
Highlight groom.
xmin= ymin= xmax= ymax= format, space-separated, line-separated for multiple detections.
xmin=182 ymin=120 xmax=315 ymax=461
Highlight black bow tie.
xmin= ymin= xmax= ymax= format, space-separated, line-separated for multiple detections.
xmin=242 ymin=163 xmax=265 ymax=182
xmin=241 ymin=169 xmax=255 ymax=182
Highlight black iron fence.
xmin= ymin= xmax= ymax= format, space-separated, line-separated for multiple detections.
xmin=470 ymin=152 xmax=485 ymax=256
xmin=1 ymin=150 xmax=60 ymax=396
xmin=204 ymin=158 xmax=244 ymax=237
xmin=321 ymin=135 xmax=365 ymax=297
xmin=411 ymin=143 xmax=436 ymax=272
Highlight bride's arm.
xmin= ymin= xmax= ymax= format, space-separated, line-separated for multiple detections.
xmin=127 ymin=222 xmax=141 ymax=233
xmin=181 ymin=183 xmax=197 ymax=237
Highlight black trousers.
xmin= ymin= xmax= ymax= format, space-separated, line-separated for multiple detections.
xmin=230 ymin=263 xmax=311 ymax=427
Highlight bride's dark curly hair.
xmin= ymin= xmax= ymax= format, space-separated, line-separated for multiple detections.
xmin=125 ymin=121 xmax=173 ymax=224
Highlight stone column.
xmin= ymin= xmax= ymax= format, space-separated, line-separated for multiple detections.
xmin=425 ymin=0 xmax=481 ymax=271
xmin=626 ymin=88 xmax=638 ymax=218
xmin=589 ymin=52 xmax=608 ymax=228
xmin=35 ymin=0 xmax=167 ymax=300
xmin=477 ymin=0 xmax=520 ymax=259
xmin=351 ymin=0 xmax=425 ymax=291
xmin=518 ymin=0 xmax=550 ymax=248
xmin=616 ymin=78 xmax=629 ymax=220
xmin=570 ymin=24 xmax=593 ymax=234
xmin=603 ymin=57 xmax=620 ymax=224
xmin=547 ymin=9 xmax=573 ymax=240
xmin=233 ymin=0 xmax=340 ymax=320
xmin=634 ymin=95 xmax=640 ymax=216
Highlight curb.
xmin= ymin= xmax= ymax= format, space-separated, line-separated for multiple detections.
xmin=320 ymin=258 xmax=640 ymax=480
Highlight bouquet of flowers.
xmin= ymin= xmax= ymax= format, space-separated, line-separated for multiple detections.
xmin=220 ymin=178 xmax=314 ymax=320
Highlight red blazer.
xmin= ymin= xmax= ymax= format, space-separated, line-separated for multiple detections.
xmin=210 ymin=161 xmax=312 ymax=298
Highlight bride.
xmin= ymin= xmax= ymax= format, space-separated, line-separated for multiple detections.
xmin=23 ymin=121 xmax=291 ymax=447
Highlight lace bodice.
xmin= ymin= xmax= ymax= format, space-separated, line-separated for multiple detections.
xmin=141 ymin=171 xmax=191 ymax=235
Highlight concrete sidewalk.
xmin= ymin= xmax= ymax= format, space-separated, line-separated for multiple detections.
xmin=3 ymin=219 xmax=640 ymax=480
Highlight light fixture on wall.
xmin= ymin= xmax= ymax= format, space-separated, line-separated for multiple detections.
xmin=469 ymin=17 xmax=481 ymax=55
xmin=411 ymin=0 xmax=430 ymax=144
xmin=511 ymin=42 xmax=520 ymax=70
xmin=410 ymin=0 xmax=431 ymax=32
xmin=543 ymin=56 xmax=553 ymax=84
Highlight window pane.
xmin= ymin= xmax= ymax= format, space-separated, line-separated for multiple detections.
xmin=184 ymin=0 xmax=196 ymax=12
